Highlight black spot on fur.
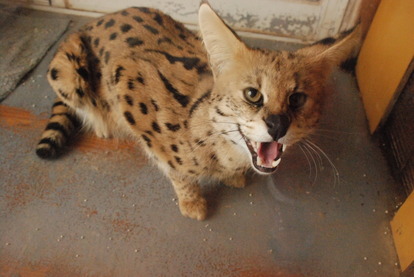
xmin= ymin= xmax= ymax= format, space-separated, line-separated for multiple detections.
xmin=82 ymin=35 xmax=92 ymax=45
xmin=146 ymin=50 xmax=200 ymax=71
xmin=210 ymin=153 xmax=218 ymax=161
xmin=157 ymin=71 xmax=189 ymax=107
xmin=192 ymin=157 xmax=199 ymax=166
xmin=124 ymin=111 xmax=135 ymax=125
xmin=189 ymin=90 xmax=211 ymax=116
xmin=127 ymin=79 xmax=135 ymax=90
xmin=174 ymin=23 xmax=184 ymax=32
xmin=139 ymin=103 xmax=148 ymax=115
xmin=50 ymin=112 xmax=78 ymax=129
xmin=143 ymin=24 xmax=159 ymax=35
xmin=165 ymin=123 xmax=180 ymax=132
xmin=195 ymin=139 xmax=206 ymax=147
xmin=171 ymin=144 xmax=179 ymax=152
xmin=76 ymin=67 xmax=89 ymax=81
xmin=96 ymin=19 xmax=104 ymax=27
xmin=104 ymin=51 xmax=110 ymax=64
xmin=58 ymin=89 xmax=69 ymax=99
xmin=168 ymin=161 xmax=175 ymax=169
xmin=183 ymin=120 xmax=188 ymax=129
xmin=109 ymin=32 xmax=118 ymax=40
xmin=157 ymin=37 xmax=172 ymax=45
xmin=121 ymin=23 xmax=132 ymax=33
xmin=105 ymin=19 xmax=115 ymax=29
xmin=152 ymin=121 xmax=161 ymax=133
xmin=136 ymin=73 xmax=145 ymax=85
xmin=75 ymin=88 xmax=85 ymax=98
xmin=126 ymin=37 xmax=144 ymax=47
xmin=91 ymin=98 xmax=97 ymax=107
xmin=215 ymin=106 xmax=227 ymax=117
xmin=52 ymin=101 xmax=67 ymax=108
xmin=174 ymin=156 xmax=183 ymax=165
xmin=151 ymin=99 xmax=159 ymax=111
xmin=121 ymin=10 xmax=129 ymax=16
xmin=93 ymin=38 xmax=100 ymax=48
xmin=124 ymin=95 xmax=134 ymax=106
xmin=99 ymin=47 xmax=104 ymax=57
xmin=45 ymin=122 xmax=69 ymax=139
xmin=114 ymin=66 xmax=125 ymax=84
xmin=153 ymin=13 xmax=163 ymax=26
xmin=50 ymin=68 xmax=58 ymax=80
xmin=188 ymin=170 xmax=196 ymax=175
xmin=142 ymin=134 xmax=152 ymax=147
xmin=136 ymin=7 xmax=151 ymax=13
xmin=65 ymin=52 xmax=76 ymax=61
xmin=133 ymin=15 xmax=143 ymax=23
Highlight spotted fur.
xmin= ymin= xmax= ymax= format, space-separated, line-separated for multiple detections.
xmin=36 ymin=4 xmax=361 ymax=220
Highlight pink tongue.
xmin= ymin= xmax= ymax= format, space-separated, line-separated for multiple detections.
xmin=258 ymin=142 xmax=280 ymax=166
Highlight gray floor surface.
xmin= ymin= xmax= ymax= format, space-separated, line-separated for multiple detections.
xmin=0 ymin=8 xmax=403 ymax=277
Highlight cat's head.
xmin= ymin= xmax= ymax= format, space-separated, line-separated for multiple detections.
xmin=198 ymin=3 xmax=361 ymax=174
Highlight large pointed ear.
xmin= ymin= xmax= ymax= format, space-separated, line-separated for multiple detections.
xmin=298 ymin=25 xmax=363 ymax=72
xmin=198 ymin=3 xmax=247 ymax=75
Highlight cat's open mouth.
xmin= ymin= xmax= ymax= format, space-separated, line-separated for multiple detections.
xmin=240 ymin=132 xmax=286 ymax=174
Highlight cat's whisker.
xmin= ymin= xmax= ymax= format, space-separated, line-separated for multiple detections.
xmin=304 ymin=139 xmax=340 ymax=187
xmin=300 ymin=142 xmax=318 ymax=186
xmin=298 ymin=144 xmax=314 ymax=182
xmin=303 ymin=141 xmax=323 ymax=168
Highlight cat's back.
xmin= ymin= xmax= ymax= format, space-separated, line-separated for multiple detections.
xmin=80 ymin=7 xmax=208 ymax=75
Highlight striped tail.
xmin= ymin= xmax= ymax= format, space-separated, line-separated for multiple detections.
xmin=36 ymin=99 xmax=79 ymax=159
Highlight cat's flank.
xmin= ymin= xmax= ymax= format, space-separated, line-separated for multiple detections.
xmin=36 ymin=3 xmax=360 ymax=220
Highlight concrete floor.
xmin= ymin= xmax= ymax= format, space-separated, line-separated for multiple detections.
xmin=0 ymin=9 xmax=404 ymax=277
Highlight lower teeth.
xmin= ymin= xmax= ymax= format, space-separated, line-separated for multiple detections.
xmin=272 ymin=159 xmax=281 ymax=167
xmin=256 ymin=157 xmax=281 ymax=168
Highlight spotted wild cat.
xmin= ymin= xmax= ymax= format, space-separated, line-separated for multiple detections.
xmin=36 ymin=3 xmax=360 ymax=220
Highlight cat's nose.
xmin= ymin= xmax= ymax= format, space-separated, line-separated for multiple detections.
xmin=265 ymin=114 xmax=290 ymax=141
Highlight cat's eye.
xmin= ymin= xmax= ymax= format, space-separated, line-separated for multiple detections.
xmin=243 ymin=87 xmax=263 ymax=106
xmin=288 ymin=92 xmax=307 ymax=110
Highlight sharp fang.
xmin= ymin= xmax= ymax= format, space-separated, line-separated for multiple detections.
xmin=282 ymin=144 xmax=287 ymax=152
xmin=272 ymin=159 xmax=281 ymax=168
xmin=257 ymin=157 xmax=263 ymax=166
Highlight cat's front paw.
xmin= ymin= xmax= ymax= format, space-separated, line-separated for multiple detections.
xmin=179 ymin=197 xmax=207 ymax=221
xmin=224 ymin=174 xmax=246 ymax=189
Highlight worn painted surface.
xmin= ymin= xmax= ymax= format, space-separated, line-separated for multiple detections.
xmin=0 ymin=9 xmax=402 ymax=277
xmin=25 ymin=0 xmax=353 ymax=41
